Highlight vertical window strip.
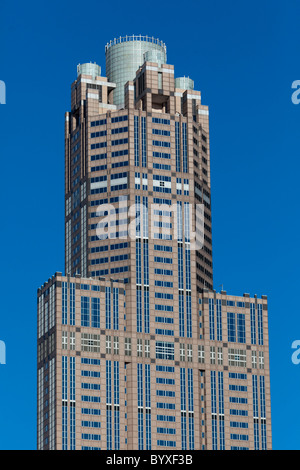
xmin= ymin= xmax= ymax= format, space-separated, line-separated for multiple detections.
xmin=260 ymin=375 xmax=267 ymax=448
xmin=136 ymin=240 xmax=142 ymax=285
xmin=145 ymin=364 xmax=151 ymax=408
xmin=113 ymin=287 xmax=119 ymax=331
xmin=38 ymin=295 xmax=43 ymax=339
xmin=211 ymin=371 xmax=218 ymax=450
xmin=218 ymin=371 xmax=225 ymax=450
xmin=261 ymin=420 xmax=267 ymax=450
xmin=178 ymin=244 xmax=184 ymax=291
xmin=62 ymin=404 xmax=68 ymax=450
xmin=211 ymin=371 xmax=217 ymax=415
xmin=186 ymin=295 xmax=192 ymax=339
xmin=91 ymin=297 xmax=100 ymax=329
xmin=237 ymin=313 xmax=246 ymax=344
xmin=260 ymin=376 xmax=266 ymax=419
xmin=143 ymin=240 xmax=149 ymax=286
xmin=114 ymin=361 xmax=120 ymax=450
xmin=137 ymin=363 xmax=143 ymax=407
xmin=188 ymin=369 xmax=194 ymax=412
xmin=141 ymin=116 xmax=147 ymax=168
xmin=180 ymin=368 xmax=187 ymax=411
xmin=252 ymin=375 xmax=259 ymax=450
xmin=182 ymin=122 xmax=188 ymax=173
xmin=106 ymin=360 xmax=112 ymax=404
xmin=137 ymin=364 xmax=144 ymax=450
xmin=179 ymin=293 xmax=185 ymax=338
xmin=135 ymin=195 xmax=141 ymax=237
xmin=175 ymin=121 xmax=181 ymax=172
xmin=227 ymin=312 xmax=236 ymax=342
xmin=144 ymin=289 xmax=150 ymax=334
xmin=62 ymin=356 xmax=68 ymax=450
xmin=81 ymin=296 xmax=90 ymax=327
xmin=212 ymin=419 xmax=218 ymax=450
xmin=40 ymin=295 xmax=45 ymax=337
xmin=209 ymin=299 xmax=215 ymax=341
xmin=62 ymin=282 xmax=68 ymax=325
xmin=250 ymin=303 xmax=256 ymax=345
xmin=216 ymin=299 xmax=222 ymax=341
xmin=257 ymin=304 xmax=264 ymax=346
xmin=185 ymin=248 xmax=191 ymax=291
xmin=137 ymin=288 xmax=142 ymax=333
xmin=181 ymin=414 xmax=187 ymax=451
xmin=134 ymin=116 xmax=139 ymax=166
xmin=177 ymin=201 xmax=183 ymax=242
xmin=62 ymin=356 xmax=68 ymax=401
xmin=105 ymin=287 xmax=111 ymax=330
xmin=66 ymin=219 xmax=71 ymax=275
xmin=138 ymin=410 xmax=144 ymax=450
xmin=189 ymin=415 xmax=194 ymax=450
xmin=142 ymin=196 xmax=148 ymax=239
xmin=219 ymin=417 xmax=225 ymax=450
xmin=254 ymin=419 xmax=260 ymax=451
xmin=114 ymin=408 xmax=120 ymax=450
xmin=70 ymin=356 xmax=76 ymax=450
xmin=188 ymin=369 xmax=194 ymax=450
xmin=218 ymin=371 xmax=224 ymax=415
xmin=70 ymin=282 xmax=75 ymax=326
xmin=145 ymin=412 xmax=151 ymax=450
xmin=106 ymin=408 xmax=112 ymax=450
xmin=184 ymin=202 xmax=190 ymax=243
xmin=106 ymin=360 xmax=112 ymax=450
xmin=145 ymin=364 xmax=151 ymax=450
xmin=180 ymin=368 xmax=187 ymax=450
xmin=38 ymin=367 xmax=44 ymax=449
xmin=49 ymin=359 xmax=55 ymax=450
xmin=81 ymin=204 xmax=87 ymax=277
xmin=70 ymin=356 xmax=75 ymax=402
xmin=49 ymin=285 xmax=55 ymax=330
xmin=44 ymin=302 xmax=49 ymax=335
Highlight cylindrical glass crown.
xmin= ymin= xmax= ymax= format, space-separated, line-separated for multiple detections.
xmin=105 ymin=35 xmax=167 ymax=106
xmin=143 ymin=50 xmax=165 ymax=67
xmin=175 ymin=76 xmax=194 ymax=91
xmin=77 ymin=63 xmax=101 ymax=80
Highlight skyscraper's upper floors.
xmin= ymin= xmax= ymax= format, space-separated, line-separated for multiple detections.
xmin=64 ymin=37 xmax=213 ymax=293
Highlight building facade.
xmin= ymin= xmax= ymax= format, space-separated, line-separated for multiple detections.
xmin=37 ymin=35 xmax=272 ymax=450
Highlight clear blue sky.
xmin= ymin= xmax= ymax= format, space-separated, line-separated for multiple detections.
xmin=0 ymin=0 xmax=299 ymax=450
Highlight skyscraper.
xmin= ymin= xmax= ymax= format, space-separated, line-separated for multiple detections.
xmin=37 ymin=35 xmax=272 ymax=450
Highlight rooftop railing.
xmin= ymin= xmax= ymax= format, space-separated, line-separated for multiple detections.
xmin=105 ymin=35 xmax=166 ymax=52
